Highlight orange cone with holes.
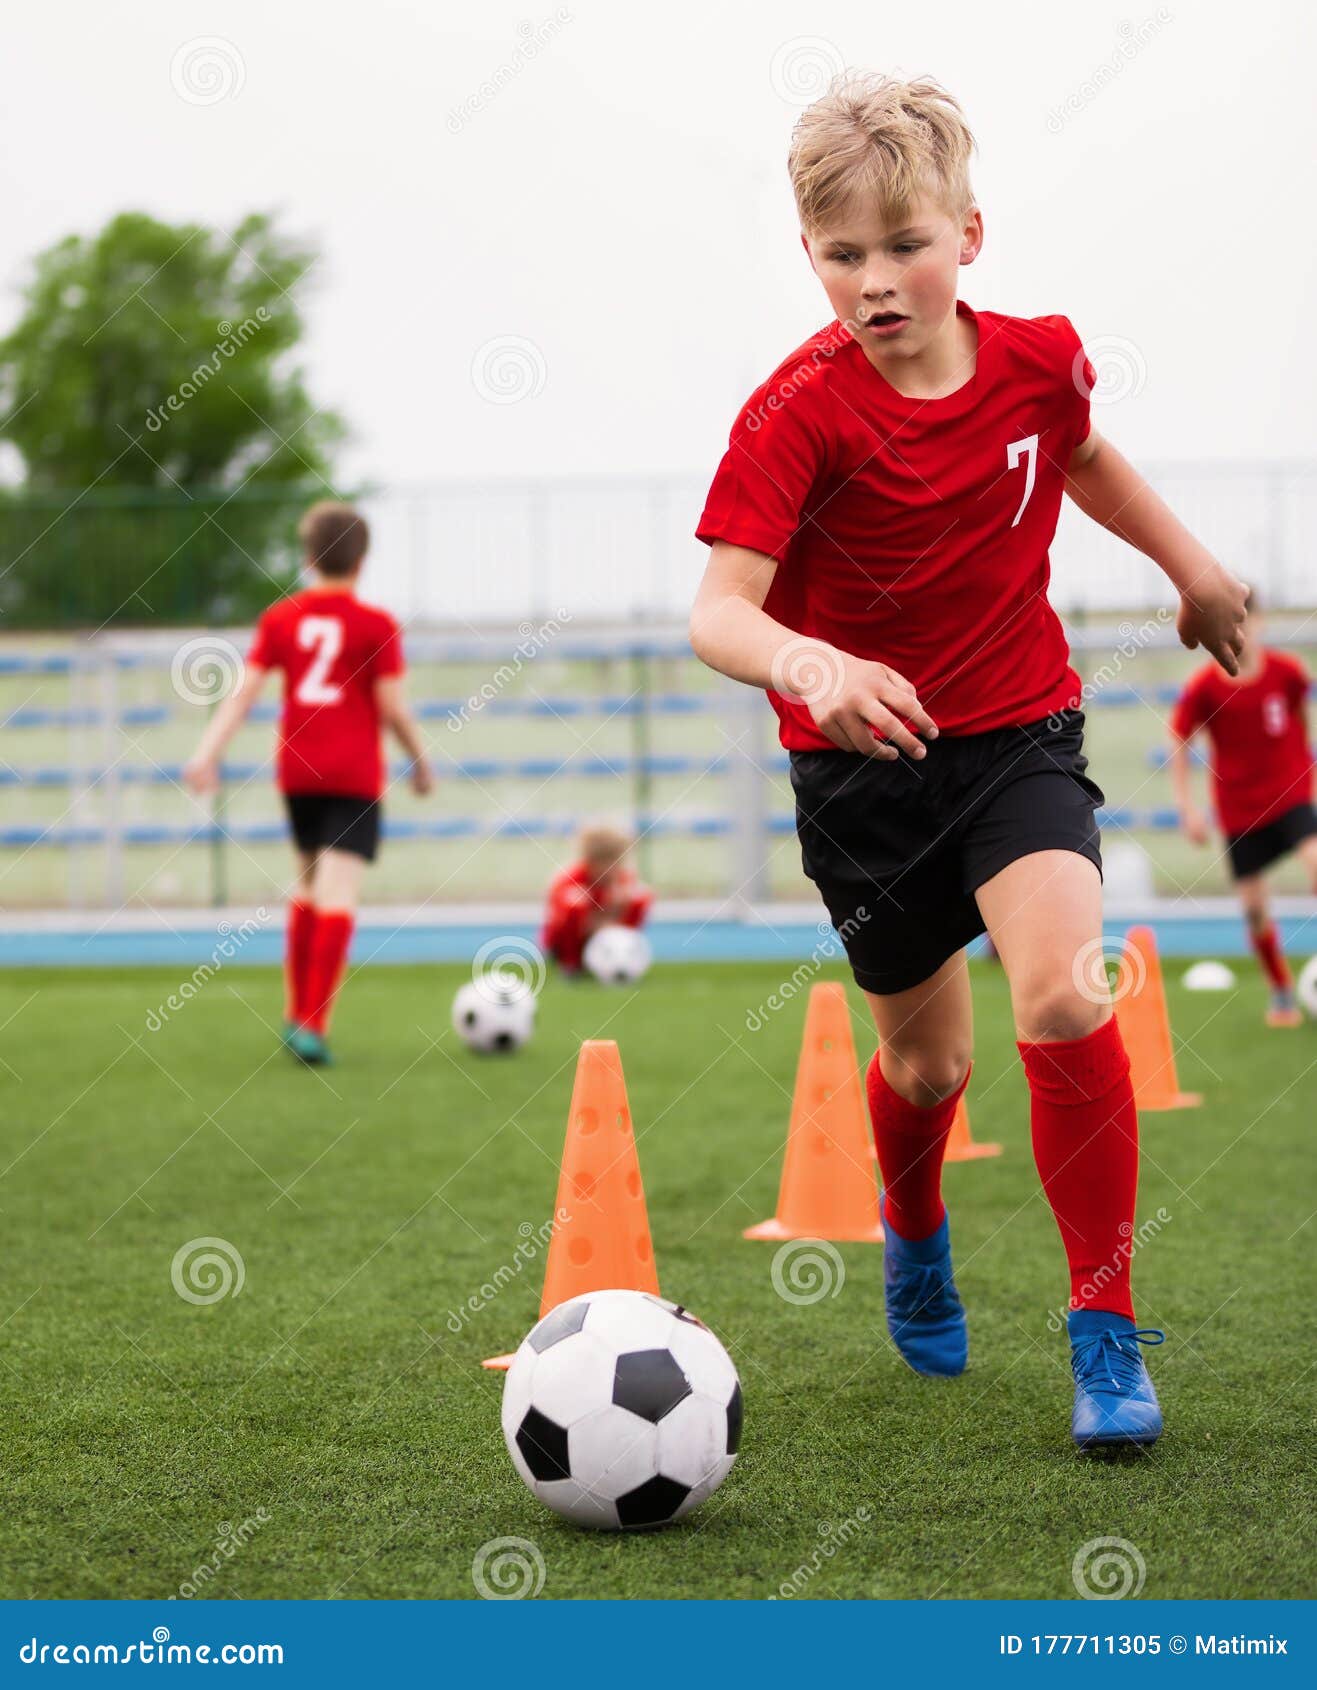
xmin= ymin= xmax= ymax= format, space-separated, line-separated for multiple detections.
xmin=943 ymin=1091 xmax=1003 ymax=1161
xmin=1114 ymin=924 xmax=1203 ymax=1110
xmin=867 ymin=1064 xmax=1003 ymax=1161
xmin=483 ymin=1039 xmax=659 ymax=1369
xmin=744 ymin=981 xmax=885 ymax=1243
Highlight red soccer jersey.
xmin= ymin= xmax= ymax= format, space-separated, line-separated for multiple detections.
xmin=1169 ymin=648 xmax=1313 ymax=835
xmin=541 ymin=861 xmax=653 ymax=958
xmin=696 ymin=300 xmax=1094 ymax=750
xmin=247 ymin=588 xmax=404 ymax=798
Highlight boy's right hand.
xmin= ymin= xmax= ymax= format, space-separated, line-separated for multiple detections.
xmin=1180 ymin=805 xmax=1210 ymax=846
xmin=410 ymin=758 xmax=435 ymax=796
xmin=1176 ymin=563 xmax=1248 ymax=676
xmin=777 ymin=643 xmax=938 ymax=760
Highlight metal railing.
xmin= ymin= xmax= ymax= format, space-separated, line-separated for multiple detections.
xmin=2 ymin=462 xmax=1314 ymax=628
xmin=3 ymin=618 xmax=1315 ymax=911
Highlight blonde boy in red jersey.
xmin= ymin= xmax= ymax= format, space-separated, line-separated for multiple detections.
xmin=691 ymin=75 xmax=1248 ymax=1448
xmin=184 ymin=502 xmax=433 ymax=1064
xmin=1169 ymin=588 xmax=1317 ymax=1025
xmin=541 ymin=826 xmax=654 ymax=975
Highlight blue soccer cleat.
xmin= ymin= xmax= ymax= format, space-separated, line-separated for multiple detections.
xmin=1068 ymin=1309 xmax=1165 ymax=1449
xmin=1265 ymin=988 xmax=1303 ymax=1029
xmin=881 ymin=1198 xmax=968 ymax=1377
xmin=287 ymin=1026 xmax=332 ymax=1066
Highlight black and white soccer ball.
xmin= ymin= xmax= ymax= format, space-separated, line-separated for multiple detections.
xmin=452 ymin=972 xmax=536 ymax=1053
xmin=1296 ymin=955 xmax=1317 ymax=1018
xmin=583 ymin=924 xmax=652 ymax=985
xmin=501 ymin=1289 xmax=742 ymax=1530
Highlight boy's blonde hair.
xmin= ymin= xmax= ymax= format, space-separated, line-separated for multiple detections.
xmin=788 ymin=73 xmax=977 ymax=235
xmin=579 ymin=824 xmax=632 ymax=869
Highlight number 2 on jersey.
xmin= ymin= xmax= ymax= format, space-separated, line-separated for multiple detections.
xmin=295 ymin=616 xmax=344 ymax=705
xmin=1006 ymin=433 xmax=1038 ymax=528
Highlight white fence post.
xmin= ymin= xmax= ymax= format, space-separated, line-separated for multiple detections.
xmin=725 ymin=673 xmax=771 ymax=912
xmin=67 ymin=637 xmax=92 ymax=909
xmin=99 ymin=643 xmax=123 ymax=909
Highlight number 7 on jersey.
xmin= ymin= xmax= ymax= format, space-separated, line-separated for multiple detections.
xmin=1006 ymin=433 xmax=1038 ymax=528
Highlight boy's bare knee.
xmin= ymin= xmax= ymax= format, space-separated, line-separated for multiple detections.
xmin=1014 ymin=984 xmax=1108 ymax=1044
xmin=882 ymin=1046 xmax=971 ymax=1109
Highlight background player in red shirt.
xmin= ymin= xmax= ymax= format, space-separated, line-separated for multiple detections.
xmin=184 ymin=501 xmax=433 ymax=1064
xmin=541 ymin=825 xmax=654 ymax=975
xmin=691 ymin=74 xmax=1248 ymax=1450
xmin=1169 ymin=588 xmax=1316 ymax=1026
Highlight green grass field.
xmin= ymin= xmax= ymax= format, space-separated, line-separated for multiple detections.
xmin=1 ymin=958 xmax=1313 ymax=1600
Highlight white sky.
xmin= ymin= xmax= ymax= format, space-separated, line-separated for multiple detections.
xmin=4 ymin=0 xmax=1315 ymax=488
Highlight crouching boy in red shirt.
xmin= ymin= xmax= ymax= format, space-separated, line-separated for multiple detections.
xmin=541 ymin=826 xmax=653 ymax=975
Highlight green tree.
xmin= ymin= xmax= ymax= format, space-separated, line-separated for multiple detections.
xmin=0 ymin=211 xmax=346 ymax=625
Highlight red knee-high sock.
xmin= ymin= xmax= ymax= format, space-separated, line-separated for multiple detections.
xmin=304 ymin=910 xmax=354 ymax=1036
xmin=1251 ymin=921 xmax=1292 ymax=991
xmin=866 ymin=1052 xmax=972 ymax=1241
xmin=1017 ymin=1015 xmax=1139 ymax=1321
xmin=286 ymin=899 xmax=317 ymax=1024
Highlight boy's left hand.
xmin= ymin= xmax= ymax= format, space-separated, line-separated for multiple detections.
xmin=182 ymin=755 xmax=219 ymax=797
xmin=1176 ymin=564 xmax=1248 ymax=676
xmin=410 ymin=759 xmax=435 ymax=796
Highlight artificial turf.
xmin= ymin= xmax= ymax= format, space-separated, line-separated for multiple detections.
xmin=0 ymin=958 xmax=1312 ymax=1600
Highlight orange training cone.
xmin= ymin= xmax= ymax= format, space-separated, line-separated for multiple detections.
xmin=744 ymin=981 xmax=884 ymax=1243
xmin=942 ymin=1091 xmax=1003 ymax=1161
xmin=1114 ymin=924 xmax=1203 ymax=1110
xmin=483 ymin=1039 xmax=659 ymax=1369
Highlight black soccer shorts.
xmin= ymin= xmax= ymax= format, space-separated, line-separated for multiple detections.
xmin=1225 ymin=801 xmax=1317 ymax=880
xmin=789 ymin=709 xmax=1105 ymax=995
xmin=284 ymin=793 xmax=382 ymax=863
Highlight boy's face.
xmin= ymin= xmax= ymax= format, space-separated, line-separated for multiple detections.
xmin=803 ymin=189 xmax=982 ymax=363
